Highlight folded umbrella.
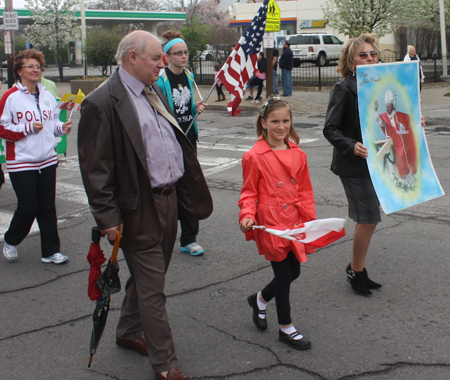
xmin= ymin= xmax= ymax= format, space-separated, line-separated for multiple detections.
xmin=88 ymin=230 xmax=121 ymax=368
xmin=252 ymin=218 xmax=346 ymax=248
xmin=87 ymin=227 xmax=106 ymax=301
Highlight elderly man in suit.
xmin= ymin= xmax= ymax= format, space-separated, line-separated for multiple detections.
xmin=78 ymin=30 xmax=213 ymax=380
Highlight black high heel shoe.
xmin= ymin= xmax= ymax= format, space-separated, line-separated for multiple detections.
xmin=346 ymin=264 xmax=372 ymax=296
xmin=363 ymin=268 xmax=382 ymax=289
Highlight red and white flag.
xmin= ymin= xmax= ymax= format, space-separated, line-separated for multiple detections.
xmin=252 ymin=218 xmax=346 ymax=248
xmin=217 ymin=0 xmax=268 ymax=116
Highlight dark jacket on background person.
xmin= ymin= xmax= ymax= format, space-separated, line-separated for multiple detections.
xmin=78 ymin=69 xmax=213 ymax=252
xmin=323 ymin=75 xmax=370 ymax=178
xmin=279 ymin=47 xmax=293 ymax=71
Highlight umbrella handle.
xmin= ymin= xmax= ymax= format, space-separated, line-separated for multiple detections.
xmin=110 ymin=230 xmax=121 ymax=264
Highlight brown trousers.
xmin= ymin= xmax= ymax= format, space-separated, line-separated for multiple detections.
xmin=116 ymin=191 xmax=179 ymax=373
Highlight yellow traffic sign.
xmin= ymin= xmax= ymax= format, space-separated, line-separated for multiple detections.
xmin=266 ymin=0 xmax=280 ymax=32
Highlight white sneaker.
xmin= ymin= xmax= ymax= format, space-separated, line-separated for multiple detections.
xmin=251 ymin=99 xmax=260 ymax=104
xmin=180 ymin=242 xmax=205 ymax=256
xmin=41 ymin=252 xmax=68 ymax=264
xmin=3 ymin=241 xmax=18 ymax=261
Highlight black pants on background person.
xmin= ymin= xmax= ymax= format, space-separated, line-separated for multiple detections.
xmin=249 ymin=76 xmax=264 ymax=100
xmin=0 ymin=164 xmax=4 ymax=189
xmin=179 ymin=130 xmax=200 ymax=249
xmin=4 ymin=164 xmax=60 ymax=258
xmin=260 ymin=251 xmax=301 ymax=325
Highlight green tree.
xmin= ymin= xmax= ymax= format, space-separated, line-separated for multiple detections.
xmin=322 ymin=0 xmax=416 ymax=38
xmin=26 ymin=0 xmax=79 ymax=81
xmin=180 ymin=16 xmax=210 ymax=70
xmin=84 ymin=26 xmax=125 ymax=76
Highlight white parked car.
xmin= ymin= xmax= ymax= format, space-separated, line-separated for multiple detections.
xmin=288 ymin=33 xmax=344 ymax=67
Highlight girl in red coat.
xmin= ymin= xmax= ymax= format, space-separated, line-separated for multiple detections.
xmin=238 ymin=97 xmax=315 ymax=350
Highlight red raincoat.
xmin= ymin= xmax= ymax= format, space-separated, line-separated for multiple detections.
xmin=238 ymin=138 xmax=316 ymax=263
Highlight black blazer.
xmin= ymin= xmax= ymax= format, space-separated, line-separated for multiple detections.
xmin=323 ymin=75 xmax=370 ymax=178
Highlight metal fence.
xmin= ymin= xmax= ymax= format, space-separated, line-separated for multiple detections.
xmin=0 ymin=59 xmax=119 ymax=83
xmin=1 ymin=56 xmax=447 ymax=87
xmin=191 ymin=54 xmax=450 ymax=89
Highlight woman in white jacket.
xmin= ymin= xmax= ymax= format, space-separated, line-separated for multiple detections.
xmin=404 ymin=45 xmax=424 ymax=92
xmin=0 ymin=49 xmax=72 ymax=263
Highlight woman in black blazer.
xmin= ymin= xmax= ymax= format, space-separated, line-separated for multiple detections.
xmin=323 ymin=33 xmax=382 ymax=296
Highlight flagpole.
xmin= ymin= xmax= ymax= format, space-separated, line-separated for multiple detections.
xmin=193 ymin=79 xmax=204 ymax=102
xmin=185 ymin=77 xmax=219 ymax=136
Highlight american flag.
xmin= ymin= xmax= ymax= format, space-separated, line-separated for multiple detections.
xmin=218 ymin=0 xmax=268 ymax=116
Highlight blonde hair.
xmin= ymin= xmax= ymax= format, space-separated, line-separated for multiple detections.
xmin=407 ymin=45 xmax=416 ymax=55
xmin=337 ymin=33 xmax=379 ymax=78
xmin=256 ymin=100 xmax=299 ymax=145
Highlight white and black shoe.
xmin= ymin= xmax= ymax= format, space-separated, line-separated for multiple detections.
xmin=279 ymin=330 xmax=311 ymax=350
xmin=247 ymin=293 xmax=267 ymax=331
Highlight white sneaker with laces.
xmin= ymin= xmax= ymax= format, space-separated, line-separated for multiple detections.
xmin=3 ymin=241 xmax=18 ymax=261
xmin=180 ymin=242 xmax=205 ymax=256
xmin=251 ymin=99 xmax=260 ymax=104
xmin=41 ymin=252 xmax=69 ymax=264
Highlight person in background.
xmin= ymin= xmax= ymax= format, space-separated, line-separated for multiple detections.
xmin=0 ymin=49 xmax=72 ymax=263
xmin=323 ymin=33 xmax=382 ymax=296
xmin=156 ymin=30 xmax=207 ymax=257
xmin=272 ymin=47 xmax=279 ymax=95
xmin=279 ymin=40 xmax=293 ymax=97
xmin=247 ymin=51 xmax=267 ymax=104
xmin=214 ymin=64 xmax=226 ymax=102
xmin=403 ymin=45 xmax=424 ymax=92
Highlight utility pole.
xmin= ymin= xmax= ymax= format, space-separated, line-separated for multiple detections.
xmin=81 ymin=0 xmax=86 ymax=68
xmin=5 ymin=0 xmax=15 ymax=88
xmin=439 ymin=0 xmax=448 ymax=77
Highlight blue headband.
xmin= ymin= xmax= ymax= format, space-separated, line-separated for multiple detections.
xmin=163 ymin=38 xmax=185 ymax=54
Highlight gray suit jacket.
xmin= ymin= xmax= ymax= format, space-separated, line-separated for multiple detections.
xmin=78 ymin=69 xmax=213 ymax=251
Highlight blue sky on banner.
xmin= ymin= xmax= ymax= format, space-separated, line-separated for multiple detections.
xmin=239 ymin=0 xmax=268 ymax=56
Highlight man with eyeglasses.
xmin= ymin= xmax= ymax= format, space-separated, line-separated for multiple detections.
xmin=78 ymin=31 xmax=212 ymax=380
xmin=157 ymin=30 xmax=208 ymax=257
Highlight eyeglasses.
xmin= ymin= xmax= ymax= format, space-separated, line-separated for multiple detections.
xmin=23 ymin=65 xmax=42 ymax=70
xmin=358 ymin=51 xmax=378 ymax=59
xmin=169 ymin=50 xmax=189 ymax=57
xmin=257 ymin=95 xmax=282 ymax=117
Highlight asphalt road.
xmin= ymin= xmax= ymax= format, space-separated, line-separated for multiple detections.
xmin=0 ymin=83 xmax=450 ymax=380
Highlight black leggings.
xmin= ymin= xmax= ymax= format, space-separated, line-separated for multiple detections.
xmin=215 ymin=83 xmax=224 ymax=97
xmin=261 ymin=251 xmax=301 ymax=325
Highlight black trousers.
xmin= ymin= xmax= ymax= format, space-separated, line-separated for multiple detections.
xmin=5 ymin=164 xmax=60 ymax=258
xmin=249 ymin=76 xmax=264 ymax=100
xmin=261 ymin=251 xmax=301 ymax=325
xmin=178 ymin=136 xmax=199 ymax=247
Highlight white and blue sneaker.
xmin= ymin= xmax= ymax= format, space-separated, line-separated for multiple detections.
xmin=41 ymin=253 xmax=68 ymax=264
xmin=180 ymin=242 xmax=205 ymax=256
xmin=3 ymin=241 xmax=18 ymax=261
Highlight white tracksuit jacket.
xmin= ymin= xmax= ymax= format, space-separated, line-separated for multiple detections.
xmin=0 ymin=81 xmax=64 ymax=172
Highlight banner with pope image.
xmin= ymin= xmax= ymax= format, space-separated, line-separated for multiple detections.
xmin=357 ymin=61 xmax=444 ymax=214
